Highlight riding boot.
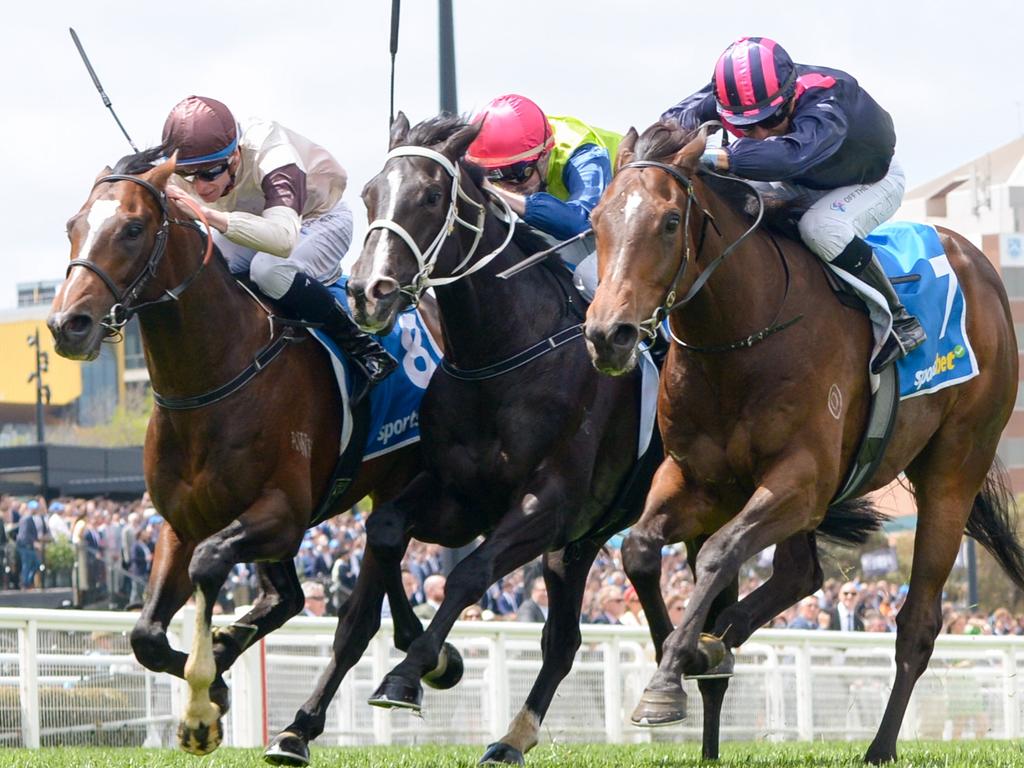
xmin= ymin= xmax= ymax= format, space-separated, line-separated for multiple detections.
xmin=858 ymin=253 xmax=927 ymax=374
xmin=279 ymin=274 xmax=398 ymax=402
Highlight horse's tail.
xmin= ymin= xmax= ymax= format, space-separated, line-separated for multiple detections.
xmin=818 ymin=497 xmax=888 ymax=546
xmin=966 ymin=457 xmax=1024 ymax=590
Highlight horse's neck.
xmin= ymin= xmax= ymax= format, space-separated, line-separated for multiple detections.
xmin=137 ymin=229 xmax=268 ymax=398
xmin=671 ymin=188 xmax=788 ymax=345
xmin=434 ymin=205 xmax=569 ymax=366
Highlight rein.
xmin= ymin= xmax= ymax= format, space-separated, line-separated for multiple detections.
xmin=69 ymin=172 xmax=302 ymax=410
xmin=619 ymin=161 xmax=802 ymax=351
xmin=364 ymin=146 xmax=516 ymax=303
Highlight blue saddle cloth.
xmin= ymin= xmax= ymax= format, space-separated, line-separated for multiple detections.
xmin=311 ymin=279 xmax=441 ymax=460
xmin=865 ymin=222 xmax=979 ymax=399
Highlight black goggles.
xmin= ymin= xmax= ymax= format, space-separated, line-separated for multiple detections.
xmin=739 ymin=102 xmax=792 ymax=134
xmin=486 ymin=160 xmax=538 ymax=184
xmin=178 ymin=161 xmax=231 ymax=183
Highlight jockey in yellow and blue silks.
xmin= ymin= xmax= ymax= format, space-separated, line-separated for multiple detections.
xmin=467 ymin=94 xmax=620 ymax=247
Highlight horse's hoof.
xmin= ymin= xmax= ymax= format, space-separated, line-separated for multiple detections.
xmin=423 ymin=642 xmax=464 ymax=690
xmin=210 ymin=674 xmax=231 ymax=716
xmin=630 ymin=686 xmax=687 ymax=727
xmin=367 ymin=675 xmax=423 ymax=713
xmin=684 ymin=642 xmax=735 ymax=680
xmin=480 ymin=742 xmax=526 ymax=765
xmin=177 ymin=716 xmax=223 ymax=755
xmin=264 ymin=730 xmax=310 ymax=766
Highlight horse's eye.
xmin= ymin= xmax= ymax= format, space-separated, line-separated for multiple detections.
xmin=664 ymin=213 xmax=681 ymax=234
xmin=425 ymin=189 xmax=442 ymax=206
xmin=124 ymin=222 xmax=144 ymax=240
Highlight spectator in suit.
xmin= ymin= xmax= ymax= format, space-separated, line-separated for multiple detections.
xmin=381 ymin=568 xmax=424 ymax=619
xmin=830 ymin=581 xmax=865 ymax=632
xmin=590 ymin=585 xmax=626 ymax=625
xmin=414 ymin=574 xmax=446 ymax=620
xmin=16 ymin=500 xmax=48 ymax=590
xmin=300 ymin=580 xmax=328 ymax=617
xmin=516 ymin=577 xmax=548 ymax=623
xmin=127 ymin=525 xmax=153 ymax=608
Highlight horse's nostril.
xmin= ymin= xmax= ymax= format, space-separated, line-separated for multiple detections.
xmin=65 ymin=314 xmax=94 ymax=337
xmin=611 ymin=323 xmax=639 ymax=350
xmin=368 ymin=279 xmax=399 ymax=302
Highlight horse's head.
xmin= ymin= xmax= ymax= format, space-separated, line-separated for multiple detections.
xmin=584 ymin=122 xmax=708 ymax=374
xmin=48 ymin=149 xmax=177 ymax=360
xmin=349 ymin=112 xmax=484 ymax=334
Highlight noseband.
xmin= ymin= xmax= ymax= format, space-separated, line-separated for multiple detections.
xmin=618 ymin=160 xmax=801 ymax=352
xmin=67 ymin=174 xmax=212 ymax=335
xmin=364 ymin=146 xmax=515 ymax=303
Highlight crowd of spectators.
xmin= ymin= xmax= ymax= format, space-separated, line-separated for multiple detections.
xmin=3 ymin=493 xmax=1024 ymax=640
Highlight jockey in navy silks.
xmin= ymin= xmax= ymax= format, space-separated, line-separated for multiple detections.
xmin=663 ymin=37 xmax=925 ymax=373
xmin=162 ymin=96 xmax=397 ymax=395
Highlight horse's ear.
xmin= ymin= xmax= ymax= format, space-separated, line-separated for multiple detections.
xmin=615 ymin=127 xmax=639 ymax=173
xmin=93 ymin=166 xmax=113 ymax=184
xmin=437 ymin=120 xmax=483 ymax=162
xmin=144 ymin=152 xmax=178 ymax=190
xmin=389 ymin=112 xmax=411 ymax=150
xmin=672 ymin=129 xmax=708 ymax=174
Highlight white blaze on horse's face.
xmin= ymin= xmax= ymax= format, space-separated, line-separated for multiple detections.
xmin=58 ymin=198 xmax=121 ymax=313
xmin=365 ymin=167 xmax=407 ymax=282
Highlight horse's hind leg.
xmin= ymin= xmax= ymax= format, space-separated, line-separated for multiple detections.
xmin=212 ymin=561 xmax=304 ymax=671
xmin=695 ymin=572 xmax=738 ymax=761
xmin=481 ymin=541 xmax=601 ymax=765
xmin=864 ymin=469 xmax=981 ymax=763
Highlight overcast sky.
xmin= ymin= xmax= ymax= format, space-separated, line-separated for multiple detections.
xmin=3 ymin=1 xmax=1022 ymax=310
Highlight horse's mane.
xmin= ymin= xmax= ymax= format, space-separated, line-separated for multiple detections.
xmin=634 ymin=121 xmax=698 ymax=163
xmin=404 ymin=113 xmax=466 ymax=148
xmin=112 ymin=144 xmax=169 ymax=175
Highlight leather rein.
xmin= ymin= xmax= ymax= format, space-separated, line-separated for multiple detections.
xmin=68 ymin=173 xmax=300 ymax=410
xmin=619 ymin=161 xmax=802 ymax=353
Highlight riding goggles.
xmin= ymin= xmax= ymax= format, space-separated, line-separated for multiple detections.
xmin=486 ymin=160 xmax=539 ymax=185
xmin=178 ymin=162 xmax=231 ymax=183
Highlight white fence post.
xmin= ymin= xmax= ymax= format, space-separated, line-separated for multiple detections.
xmin=370 ymin=628 xmax=392 ymax=745
xmin=795 ymin=641 xmax=813 ymax=741
xmin=603 ymin=636 xmax=623 ymax=743
xmin=1004 ymin=645 xmax=1019 ymax=739
xmin=489 ymin=631 xmax=509 ymax=742
xmin=17 ymin=619 xmax=39 ymax=748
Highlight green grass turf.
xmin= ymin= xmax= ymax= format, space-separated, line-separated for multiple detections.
xmin=1 ymin=742 xmax=1023 ymax=768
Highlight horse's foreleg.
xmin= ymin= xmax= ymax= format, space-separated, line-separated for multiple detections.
xmin=481 ymin=541 xmax=601 ymax=765
xmin=179 ymin=495 xmax=305 ymax=756
xmin=212 ymin=561 xmax=304 ymax=672
xmin=130 ymin=524 xmax=195 ymax=680
xmin=692 ymin=565 xmax=737 ymax=761
xmin=713 ymin=532 xmax=822 ymax=647
xmin=267 ymin=546 xmax=392 ymax=766
xmin=371 ymin=476 xmax=563 ymax=714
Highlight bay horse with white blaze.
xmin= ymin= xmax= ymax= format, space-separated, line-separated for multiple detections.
xmin=584 ymin=121 xmax=1024 ymax=763
xmin=325 ymin=112 xmax=657 ymax=766
xmin=47 ymin=149 xmax=450 ymax=760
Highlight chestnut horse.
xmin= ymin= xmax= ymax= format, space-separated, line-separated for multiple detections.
xmin=296 ymin=112 xmax=657 ymax=766
xmin=584 ymin=122 xmax=1024 ymax=763
xmin=47 ymin=149 xmax=449 ymax=759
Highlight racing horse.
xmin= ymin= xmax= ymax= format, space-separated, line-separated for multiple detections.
xmin=46 ymin=149 xmax=452 ymax=758
xmin=583 ymin=121 xmax=1024 ymax=763
xmin=273 ymin=112 xmax=657 ymax=766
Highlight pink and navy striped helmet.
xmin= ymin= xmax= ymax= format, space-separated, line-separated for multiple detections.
xmin=713 ymin=37 xmax=797 ymax=126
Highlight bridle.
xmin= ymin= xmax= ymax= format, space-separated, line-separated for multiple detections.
xmin=364 ymin=146 xmax=516 ymax=304
xmin=619 ymin=160 xmax=801 ymax=352
xmin=66 ymin=173 xmax=214 ymax=336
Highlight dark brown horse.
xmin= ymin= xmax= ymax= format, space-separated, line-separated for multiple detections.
xmin=46 ymin=149 xmax=448 ymax=759
xmin=290 ymin=112 xmax=656 ymax=766
xmin=583 ymin=121 xmax=1024 ymax=763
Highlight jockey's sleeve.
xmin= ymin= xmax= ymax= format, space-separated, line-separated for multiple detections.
xmin=661 ymin=85 xmax=719 ymax=131
xmin=225 ymin=205 xmax=302 ymax=258
xmin=523 ymin=143 xmax=611 ymax=240
xmin=725 ymin=97 xmax=848 ymax=182
xmin=261 ymin=164 xmax=308 ymax=215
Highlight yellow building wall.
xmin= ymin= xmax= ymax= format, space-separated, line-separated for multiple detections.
xmin=0 ymin=319 xmax=82 ymax=405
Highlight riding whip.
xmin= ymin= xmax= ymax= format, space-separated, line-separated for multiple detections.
xmin=389 ymin=0 xmax=401 ymax=126
xmin=69 ymin=27 xmax=139 ymax=152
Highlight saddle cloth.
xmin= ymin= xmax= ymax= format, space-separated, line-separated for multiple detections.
xmin=309 ymin=278 xmax=443 ymax=461
xmin=829 ymin=221 xmax=979 ymax=399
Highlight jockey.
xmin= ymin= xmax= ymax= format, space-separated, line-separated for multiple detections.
xmin=466 ymin=94 xmax=620 ymax=296
xmin=161 ymin=95 xmax=397 ymax=398
xmin=662 ymin=37 xmax=925 ymax=374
